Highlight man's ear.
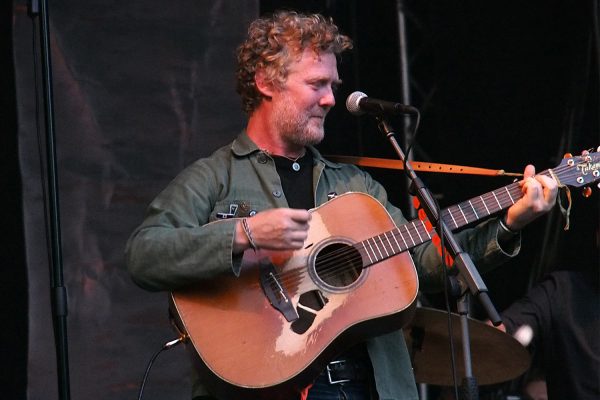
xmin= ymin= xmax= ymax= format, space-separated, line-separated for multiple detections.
xmin=255 ymin=69 xmax=275 ymax=98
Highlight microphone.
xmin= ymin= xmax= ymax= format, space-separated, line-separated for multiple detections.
xmin=346 ymin=91 xmax=418 ymax=116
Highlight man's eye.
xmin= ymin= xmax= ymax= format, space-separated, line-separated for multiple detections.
xmin=308 ymin=80 xmax=341 ymax=94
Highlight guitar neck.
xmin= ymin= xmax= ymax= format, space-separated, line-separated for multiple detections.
xmin=358 ymin=170 xmax=552 ymax=266
xmin=440 ymin=175 xmax=525 ymax=231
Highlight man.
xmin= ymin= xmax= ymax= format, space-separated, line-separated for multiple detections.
xmin=126 ymin=11 xmax=557 ymax=400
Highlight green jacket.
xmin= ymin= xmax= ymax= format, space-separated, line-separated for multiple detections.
xmin=126 ymin=131 xmax=520 ymax=400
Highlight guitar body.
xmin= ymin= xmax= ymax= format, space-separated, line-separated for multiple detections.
xmin=170 ymin=192 xmax=419 ymax=399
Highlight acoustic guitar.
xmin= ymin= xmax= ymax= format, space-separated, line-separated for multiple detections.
xmin=170 ymin=150 xmax=599 ymax=399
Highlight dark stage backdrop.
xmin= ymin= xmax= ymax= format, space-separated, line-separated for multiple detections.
xmin=13 ymin=1 xmax=258 ymax=399
xmin=9 ymin=0 xmax=599 ymax=399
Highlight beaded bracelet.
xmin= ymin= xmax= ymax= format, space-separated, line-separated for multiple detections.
xmin=242 ymin=218 xmax=258 ymax=250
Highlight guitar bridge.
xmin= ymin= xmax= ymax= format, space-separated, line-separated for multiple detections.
xmin=259 ymin=261 xmax=299 ymax=322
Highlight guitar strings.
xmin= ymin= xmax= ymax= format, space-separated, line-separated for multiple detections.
xmin=275 ymin=184 xmax=518 ymax=289
xmin=266 ymin=164 xmax=586 ymax=290
xmin=270 ymin=165 xmax=575 ymax=289
xmin=274 ymin=181 xmax=522 ymax=288
xmin=273 ymin=184 xmax=576 ymax=291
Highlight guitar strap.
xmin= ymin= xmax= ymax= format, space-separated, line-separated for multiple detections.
xmin=324 ymin=155 xmax=523 ymax=177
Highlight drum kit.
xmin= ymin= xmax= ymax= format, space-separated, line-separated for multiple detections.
xmin=404 ymin=307 xmax=530 ymax=386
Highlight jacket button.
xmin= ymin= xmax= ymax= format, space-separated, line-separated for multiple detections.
xmin=257 ymin=152 xmax=268 ymax=164
xmin=272 ymin=190 xmax=282 ymax=198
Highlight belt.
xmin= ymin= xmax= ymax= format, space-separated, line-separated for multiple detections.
xmin=326 ymin=359 xmax=371 ymax=384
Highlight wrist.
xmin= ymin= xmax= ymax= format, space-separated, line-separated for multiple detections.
xmin=241 ymin=218 xmax=258 ymax=250
xmin=499 ymin=212 xmax=519 ymax=236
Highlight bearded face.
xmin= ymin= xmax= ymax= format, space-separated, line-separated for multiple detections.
xmin=268 ymin=49 xmax=340 ymax=148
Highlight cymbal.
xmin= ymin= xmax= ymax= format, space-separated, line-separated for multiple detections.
xmin=403 ymin=307 xmax=530 ymax=386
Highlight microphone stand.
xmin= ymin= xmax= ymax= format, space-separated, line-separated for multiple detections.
xmin=29 ymin=1 xmax=72 ymax=399
xmin=374 ymin=115 xmax=502 ymax=400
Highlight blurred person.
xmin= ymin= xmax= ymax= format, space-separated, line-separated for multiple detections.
xmin=499 ymin=269 xmax=599 ymax=400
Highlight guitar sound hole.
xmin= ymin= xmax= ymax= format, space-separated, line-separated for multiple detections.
xmin=314 ymin=243 xmax=363 ymax=289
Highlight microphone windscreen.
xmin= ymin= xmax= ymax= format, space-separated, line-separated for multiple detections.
xmin=346 ymin=91 xmax=367 ymax=115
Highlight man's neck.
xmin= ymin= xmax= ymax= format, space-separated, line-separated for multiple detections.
xmin=246 ymin=109 xmax=304 ymax=158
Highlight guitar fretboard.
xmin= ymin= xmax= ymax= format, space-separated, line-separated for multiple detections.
xmin=357 ymin=170 xmax=552 ymax=266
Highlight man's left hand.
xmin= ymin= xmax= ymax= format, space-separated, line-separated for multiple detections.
xmin=505 ymin=164 xmax=558 ymax=231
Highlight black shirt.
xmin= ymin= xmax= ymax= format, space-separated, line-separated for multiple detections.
xmin=273 ymin=149 xmax=374 ymax=387
xmin=272 ymin=151 xmax=314 ymax=209
xmin=502 ymin=270 xmax=600 ymax=400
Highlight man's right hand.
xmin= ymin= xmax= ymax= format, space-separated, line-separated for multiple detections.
xmin=233 ymin=208 xmax=311 ymax=253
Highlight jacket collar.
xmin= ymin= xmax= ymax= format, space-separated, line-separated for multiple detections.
xmin=231 ymin=131 xmax=342 ymax=169
xmin=231 ymin=130 xmax=260 ymax=156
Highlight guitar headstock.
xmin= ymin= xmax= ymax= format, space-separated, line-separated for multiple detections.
xmin=555 ymin=148 xmax=600 ymax=195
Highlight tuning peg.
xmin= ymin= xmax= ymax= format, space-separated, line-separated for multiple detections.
xmin=581 ymin=149 xmax=592 ymax=162
xmin=582 ymin=187 xmax=592 ymax=198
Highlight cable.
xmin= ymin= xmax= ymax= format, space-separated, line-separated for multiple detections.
xmin=404 ymin=110 xmax=461 ymax=399
xmin=136 ymin=336 xmax=185 ymax=400
xmin=440 ymin=235 xmax=460 ymax=400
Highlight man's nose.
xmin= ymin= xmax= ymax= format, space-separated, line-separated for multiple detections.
xmin=319 ymin=86 xmax=336 ymax=107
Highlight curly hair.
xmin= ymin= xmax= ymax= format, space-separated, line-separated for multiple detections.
xmin=236 ymin=11 xmax=353 ymax=115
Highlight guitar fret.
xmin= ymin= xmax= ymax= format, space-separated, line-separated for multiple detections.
xmin=491 ymin=191 xmax=502 ymax=210
xmin=390 ymin=230 xmax=403 ymax=252
xmin=365 ymin=240 xmax=376 ymax=264
xmin=421 ymin=220 xmax=432 ymax=239
xmin=504 ymin=186 xmax=515 ymax=204
xmin=398 ymin=227 xmax=409 ymax=249
xmin=457 ymin=203 xmax=469 ymax=224
xmin=404 ymin=224 xmax=416 ymax=246
xmin=412 ymin=221 xmax=424 ymax=243
xmin=372 ymin=238 xmax=384 ymax=260
xmin=372 ymin=237 xmax=384 ymax=259
xmin=379 ymin=234 xmax=391 ymax=258
xmin=384 ymin=232 xmax=398 ymax=254
xmin=468 ymin=200 xmax=479 ymax=219
xmin=480 ymin=195 xmax=491 ymax=215
xmin=448 ymin=208 xmax=459 ymax=228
